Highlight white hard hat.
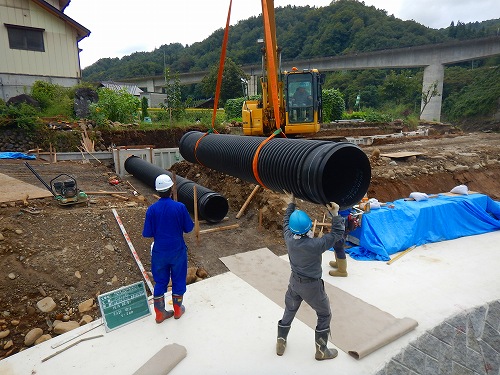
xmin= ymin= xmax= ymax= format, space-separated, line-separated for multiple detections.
xmin=155 ymin=174 xmax=173 ymax=192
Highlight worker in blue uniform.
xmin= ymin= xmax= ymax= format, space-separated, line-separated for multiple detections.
xmin=143 ymin=174 xmax=194 ymax=323
xmin=277 ymin=192 xmax=345 ymax=360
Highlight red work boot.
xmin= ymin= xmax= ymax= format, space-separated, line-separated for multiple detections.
xmin=172 ymin=294 xmax=185 ymax=319
xmin=153 ymin=296 xmax=174 ymax=324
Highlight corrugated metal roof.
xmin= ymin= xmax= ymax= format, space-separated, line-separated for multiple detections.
xmin=100 ymin=81 xmax=143 ymax=96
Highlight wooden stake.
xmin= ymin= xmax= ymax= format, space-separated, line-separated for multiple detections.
xmin=200 ymin=217 xmax=228 ymax=225
xmin=312 ymin=219 xmax=318 ymax=236
xmin=85 ymin=191 xmax=128 ymax=195
xmin=199 ymin=223 xmax=239 ymax=234
xmin=193 ymin=185 xmax=200 ymax=243
xmin=236 ymin=185 xmax=260 ymax=219
xmin=386 ymin=245 xmax=417 ymax=265
xmin=126 ymin=180 xmax=138 ymax=192
xmin=314 ymin=222 xmax=332 ymax=227
xmin=318 ymin=213 xmax=327 ymax=238
xmin=172 ymin=171 xmax=178 ymax=201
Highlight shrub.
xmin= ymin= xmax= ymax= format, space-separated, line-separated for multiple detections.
xmin=89 ymin=88 xmax=140 ymax=125
xmin=225 ymin=95 xmax=261 ymax=120
xmin=30 ymin=81 xmax=73 ymax=117
xmin=322 ymin=89 xmax=345 ymax=122
xmin=183 ymin=109 xmax=225 ymax=129
xmin=0 ymin=101 xmax=42 ymax=130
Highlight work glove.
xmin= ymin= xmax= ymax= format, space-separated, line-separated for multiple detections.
xmin=326 ymin=202 xmax=339 ymax=216
xmin=283 ymin=190 xmax=295 ymax=205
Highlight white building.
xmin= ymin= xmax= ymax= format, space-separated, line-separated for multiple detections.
xmin=0 ymin=0 xmax=90 ymax=101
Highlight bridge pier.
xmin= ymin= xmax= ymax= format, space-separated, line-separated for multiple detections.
xmin=420 ymin=64 xmax=444 ymax=122
xmin=247 ymin=75 xmax=259 ymax=97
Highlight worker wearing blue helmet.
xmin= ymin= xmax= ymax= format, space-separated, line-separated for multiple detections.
xmin=277 ymin=191 xmax=345 ymax=361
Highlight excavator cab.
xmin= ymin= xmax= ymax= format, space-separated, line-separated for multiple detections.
xmin=241 ymin=0 xmax=325 ymax=137
xmin=284 ymin=68 xmax=324 ymax=135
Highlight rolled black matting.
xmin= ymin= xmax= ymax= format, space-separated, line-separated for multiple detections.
xmin=124 ymin=156 xmax=228 ymax=223
xmin=179 ymin=131 xmax=371 ymax=210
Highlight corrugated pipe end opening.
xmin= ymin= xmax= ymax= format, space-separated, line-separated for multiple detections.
xmin=319 ymin=145 xmax=371 ymax=210
xmin=198 ymin=193 xmax=229 ymax=223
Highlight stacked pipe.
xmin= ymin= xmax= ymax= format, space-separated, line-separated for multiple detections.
xmin=124 ymin=156 xmax=228 ymax=223
xmin=179 ymin=131 xmax=371 ymax=210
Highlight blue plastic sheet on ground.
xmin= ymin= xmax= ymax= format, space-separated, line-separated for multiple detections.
xmin=346 ymin=194 xmax=500 ymax=261
xmin=0 ymin=152 xmax=36 ymax=160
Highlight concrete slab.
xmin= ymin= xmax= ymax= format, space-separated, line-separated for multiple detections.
xmin=1 ymin=230 xmax=499 ymax=374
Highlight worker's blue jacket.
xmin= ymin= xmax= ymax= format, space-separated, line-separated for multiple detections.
xmin=142 ymin=197 xmax=194 ymax=257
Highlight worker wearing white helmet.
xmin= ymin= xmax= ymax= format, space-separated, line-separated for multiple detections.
xmin=277 ymin=191 xmax=345 ymax=360
xmin=143 ymin=174 xmax=194 ymax=323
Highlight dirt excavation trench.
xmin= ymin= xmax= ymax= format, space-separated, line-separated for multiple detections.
xmin=0 ymin=130 xmax=499 ymax=360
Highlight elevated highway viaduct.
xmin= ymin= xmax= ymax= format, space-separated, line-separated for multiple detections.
xmin=125 ymin=36 xmax=500 ymax=122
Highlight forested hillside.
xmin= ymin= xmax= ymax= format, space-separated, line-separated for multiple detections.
xmin=82 ymin=0 xmax=500 ymax=82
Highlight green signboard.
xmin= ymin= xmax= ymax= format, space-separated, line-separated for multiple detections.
xmin=98 ymin=281 xmax=151 ymax=332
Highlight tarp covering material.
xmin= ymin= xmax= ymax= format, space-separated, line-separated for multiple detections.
xmin=0 ymin=152 xmax=35 ymax=160
xmin=220 ymin=248 xmax=417 ymax=359
xmin=347 ymin=194 xmax=500 ymax=261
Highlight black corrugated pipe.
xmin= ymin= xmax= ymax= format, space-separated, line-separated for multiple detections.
xmin=124 ymin=156 xmax=228 ymax=223
xmin=179 ymin=131 xmax=371 ymax=210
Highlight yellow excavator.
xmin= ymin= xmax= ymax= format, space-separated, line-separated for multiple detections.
xmin=242 ymin=0 xmax=325 ymax=136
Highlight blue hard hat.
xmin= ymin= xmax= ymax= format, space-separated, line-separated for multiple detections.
xmin=289 ymin=210 xmax=312 ymax=235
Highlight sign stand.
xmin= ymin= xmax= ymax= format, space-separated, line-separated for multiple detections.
xmin=98 ymin=281 xmax=151 ymax=332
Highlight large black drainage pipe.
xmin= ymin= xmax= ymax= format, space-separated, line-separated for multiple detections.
xmin=179 ymin=131 xmax=371 ymax=210
xmin=124 ymin=156 xmax=229 ymax=223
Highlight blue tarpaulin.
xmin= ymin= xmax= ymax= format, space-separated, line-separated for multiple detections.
xmin=0 ymin=152 xmax=36 ymax=160
xmin=346 ymin=194 xmax=500 ymax=261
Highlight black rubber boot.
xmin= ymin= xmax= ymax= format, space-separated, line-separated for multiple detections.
xmin=314 ymin=328 xmax=338 ymax=360
xmin=276 ymin=320 xmax=291 ymax=356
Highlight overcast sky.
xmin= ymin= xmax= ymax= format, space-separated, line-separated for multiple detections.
xmin=65 ymin=0 xmax=500 ymax=69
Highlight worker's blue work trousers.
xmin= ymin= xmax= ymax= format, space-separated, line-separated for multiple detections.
xmin=281 ymin=273 xmax=331 ymax=331
xmin=151 ymin=246 xmax=188 ymax=297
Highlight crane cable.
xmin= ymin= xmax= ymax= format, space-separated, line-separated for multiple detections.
xmin=195 ymin=0 xmax=286 ymax=190
xmin=210 ymin=0 xmax=232 ymax=132
xmin=194 ymin=0 xmax=232 ymax=166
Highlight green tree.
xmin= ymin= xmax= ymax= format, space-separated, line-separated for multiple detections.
xmin=163 ymin=68 xmax=185 ymax=122
xmin=420 ymin=80 xmax=440 ymax=116
xmin=200 ymin=58 xmax=249 ymax=106
xmin=380 ymin=71 xmax=419 ymax=105
xmin=141 ymin=97 xmax=149 ymax=120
